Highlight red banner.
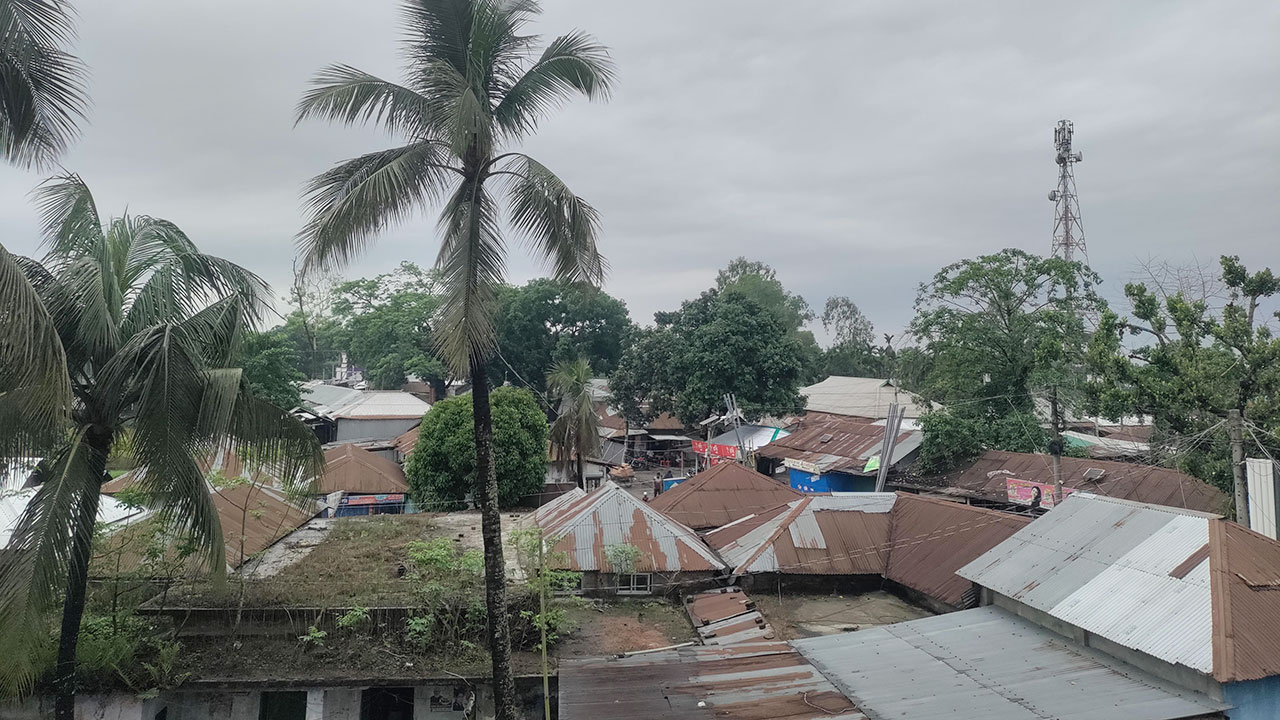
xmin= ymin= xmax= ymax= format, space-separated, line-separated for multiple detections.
xmin=692 ymin=440 xmax=738 ymax=459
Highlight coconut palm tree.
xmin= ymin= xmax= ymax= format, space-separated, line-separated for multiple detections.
xmin=0 ymin=0 xmax=89 ymax=167
xmin=0 ymin=175 xmax=322 ymax=719
xmin=548 ymin=358 xmax=600 ymax=488
xmin=294 ymin=1 xmax=612 ymax=713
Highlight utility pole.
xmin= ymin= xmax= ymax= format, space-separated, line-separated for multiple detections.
xmin=724 ymin=393 xmax=749 ymax=466
xmin=1229 ymin=409 xmax=1250 ymax=527
xmin=874 ymin=403 xmax=904 ymax=492
xmin=1049 ymin=386 xmax=1065 ymax=505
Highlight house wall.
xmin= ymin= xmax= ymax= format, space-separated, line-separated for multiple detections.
xmin=1224 ymin=677 xmax=1280 ymax=720
xmin=788 ymin=468 xmax=875 ymax=493
xmin=335 ymin=417 xmax=421 ymax=443
xmin=579 ymin=570 xmax=719 ymax=596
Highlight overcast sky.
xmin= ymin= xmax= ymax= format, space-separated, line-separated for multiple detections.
xmin=1 ymin=1 xmax=1276 ymax=343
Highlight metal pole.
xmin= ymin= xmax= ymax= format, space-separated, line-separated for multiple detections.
xmin=1229 ymin=409 xmax=1251 ymax=527
xmin=1050 ymin=386 xmax=1064 ymax=505
xmin=875 ymin=403 xmax=903 ymax=492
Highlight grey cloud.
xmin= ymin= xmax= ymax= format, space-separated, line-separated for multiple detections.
xmin=0 ymin=0 xmax=1275 ymax=340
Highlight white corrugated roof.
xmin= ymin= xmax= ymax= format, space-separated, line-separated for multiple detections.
xmin=958 ymin=493 xmax=1219 ymax=675
xmin=793 ymin=605 xmax=1228 ymax=720
xmin=1 ymin=488 xmax=143 ymax=547
xmin=801 ymin=376 xmax=934 ymax=419
xmin=331 ymin=391 xmax=431 ymax=419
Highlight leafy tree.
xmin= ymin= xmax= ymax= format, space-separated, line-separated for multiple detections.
xmin=331 ymin=263 xmax=447 ymax=391
xmin=275 ymin=308 xmax=344 ymax=381
xmin=405 ymin=387 xmax=549 ymax=510
xmin=487 ymin=278 xmax=631 ymax=395
xmin=236 ymin=330 xmax=305 ymax=409
xmin=547 ymin=358 xmax=599 ymax=487
xmin=295 ymin=2 xmax=614 ymax=710
xmin=1088 ymin=255 xmax=1280 ymax=497
xmin=0 ymin=0 xmax=88 ymax=168
xmin=822 ymin=296 xmax=874 ymax=347
xmin=716 ymin=257 xmax=823 ymax=381
xmin=909 ymin=248 xmax=1103 ymax=471
xmin=612 ymin=289 xmax=807 ymax=425
xmin=0 ymin=177 xmax=321 ymax=716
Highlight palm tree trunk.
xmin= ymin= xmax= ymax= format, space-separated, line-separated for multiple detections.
xmin=469 ymin=357 xmax=517 ymax=719
xmin=55 ymin=428 xmax=113 ymax=720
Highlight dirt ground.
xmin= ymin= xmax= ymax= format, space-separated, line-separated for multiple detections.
xmin=754 ymin=590 xmax=932 ymax=639
xmin=556 ymin=598 xmax=695 ymax=658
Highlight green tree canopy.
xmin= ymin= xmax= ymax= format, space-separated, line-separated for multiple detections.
xmin=405 ymin=387 xmax=549 ymax=509
xmin=1087 ymin=255 xmax=1280 ymax=493
xmin=715 ymin=257 xmax=823 ymax=382
xmin=487 ymin=278 xmax=631 ymax=395
xmin=909 ymin=248 xmax=1103 ymax=472
xmin=331 ymin=263 xmax=447 ymax=391
xmin=612 ymin=289 xmax=807 ymax=425
xmin=236 ymin=330 xmax=306 ymax=410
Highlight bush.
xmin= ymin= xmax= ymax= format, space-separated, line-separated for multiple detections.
xmin=405 ymin=386 xmax=548 ymax=509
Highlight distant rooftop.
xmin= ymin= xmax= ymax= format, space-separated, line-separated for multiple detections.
xmin=801 ymin=376 xmax=934 ymax=419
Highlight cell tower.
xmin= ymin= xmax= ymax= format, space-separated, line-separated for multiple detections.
xmin=1048 ymin=119 xmax=1086 ymax=261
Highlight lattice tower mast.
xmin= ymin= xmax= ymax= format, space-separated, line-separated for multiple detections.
xmin=1048 ymin=119 xmax=1086 ymax=262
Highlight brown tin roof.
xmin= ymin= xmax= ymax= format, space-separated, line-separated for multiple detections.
xmin=320 ymin=443 xmax=409 ymax=495
xmin=559 ymin=641 xmax=865 ymax=719
xmin=884 ymin=493 xmax=1032 ymax=607
xmin=393 ymin=425 xmax=420 ymax=457
xmin=648 ymin=462 xmax=802 ymax=529
xmin=906 ymin=449 xmax=1229 ymax=514
xmin=1209 ymin=519 xmax=1280 ymax=682
xmin=756 ymin=412 xmax=920 ymax=475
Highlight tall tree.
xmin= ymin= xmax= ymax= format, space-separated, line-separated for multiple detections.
xmin=547 ymin=357 xmax=599 ymax=487
xmin=294 ymin=2 xmax=613 ymax=713
xmin=487 ymin=278 xmax=631 ymax=395
xmin=822 ymin=296 xmax=874 ymax=347
xmin=236 ymin=329 xmax=306 ymax=410
xmin=909 ymin=248 xmax=1102 ymax=471
xmin=612 ymin=289 xmax=807 ymax=425
xmin=331 ymin=263 xmax=447 ymax=391
xmin=0 ymin=0 xmax=89 ymax=167
xmin=715 ymin=257 xmax=823 ymax=381
xmin=0 ymin=176 xmax=322 ymax=716
xmin=1087 ymin=255 xmax=1280 ymax=500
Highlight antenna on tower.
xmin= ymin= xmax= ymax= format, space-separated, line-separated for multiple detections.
xmin=1048 ymin=119 xmax=1086 ymax=262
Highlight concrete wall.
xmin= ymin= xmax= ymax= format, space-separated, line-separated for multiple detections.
xmin=1 ymin=695 xmax=165 ymax=720
xmin=1224 ymin=676 xmax=1280 ymax=720
xmin=335 ymin=418 xmax=420 ymax=443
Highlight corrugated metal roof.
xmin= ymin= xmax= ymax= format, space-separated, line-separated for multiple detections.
xmin=2 ymin=488 xmax=143 ymax=547
xmin=393 ymin=426 xmax=419 ymax=456
xmin=707 ymin=425 xmax=790 ymax=452
xmin=711 ymin=494 xmax=898 ymax=575
xmin=756 ymin=414 xmax=922 ymax=475
xmin=319 ymin=444 xmax=409 ymax=494
xmin=792 ymin=605 xmax=1228 ymax=720
xmin=1209 ymin=520 xmax=1280 ymax=682
xmin=801 ymin=376 xmax=934 ymax=419
xmin=98 ymin=448 xmax=318 ymax=570
xmin=648 ymin=462 xmax=803 ymax=529
xmin=958 ymin=492 xmax=1280 ymax=683
xmin=536 ymin=481 xmax=726 ymax=573
xmin=908 ymin=449 xmax=1229 ymax=514
xmin=331 ymin=390 xmax=431 ymax=419
xmin=685 ymin=588 xmax=776 ymax=645
xmin=560 ymin=642 xmax=866 ymax=719
xmin=884 ymin=493 xmax=1032 ymax=608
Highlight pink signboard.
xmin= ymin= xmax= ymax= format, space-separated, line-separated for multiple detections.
xmin=1005 ymin=478 xmax=1077 ymax=508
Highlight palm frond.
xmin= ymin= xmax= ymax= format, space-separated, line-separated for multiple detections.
xmin=298 ymin=141 xmax=459 ymax=272
xmin=0 ymin=1 xmax=87 ymax=168
xmin=501 ymin=154 xmax=605 ymax=285
xmin=32 ymin=172 xmax=102 ymax=255
xmin=104 ymin=324 xmax=226 ymax=573
xmin=223 ymin=386 xmax=323 ymax=502
xmin=494 ymin=29 xmax=614 ymax=139
xmin=400 ymin=0 xmax=481 ymax=77
xmin=0 ymin=427 xmax=102 ymax=695
xmin=0 ymin=242 xmax=71 ymax=459
xmin=433 ymin=179 xmax=506 ymax=374
xmin=295 ymin=65 xmax=434 ymax=137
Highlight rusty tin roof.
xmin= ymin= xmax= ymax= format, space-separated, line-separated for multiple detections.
xmin=319 ymin=443 xmax=409 ymax=495
xmin=535 ymin=481 xmax=726 ymax=573
xmin=559 ymin=642 xmax=865 ymax=719
xmin=908 ymin=449 xmax=1229 ymax=514
xmin=649 ymin=462 xmax=803 ymax=529
xmin=756 ymin=413 xmax=921 ymax=475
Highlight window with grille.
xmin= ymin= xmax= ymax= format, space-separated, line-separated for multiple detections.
xmin=617 ymin=573 xmax=652 ymax=595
